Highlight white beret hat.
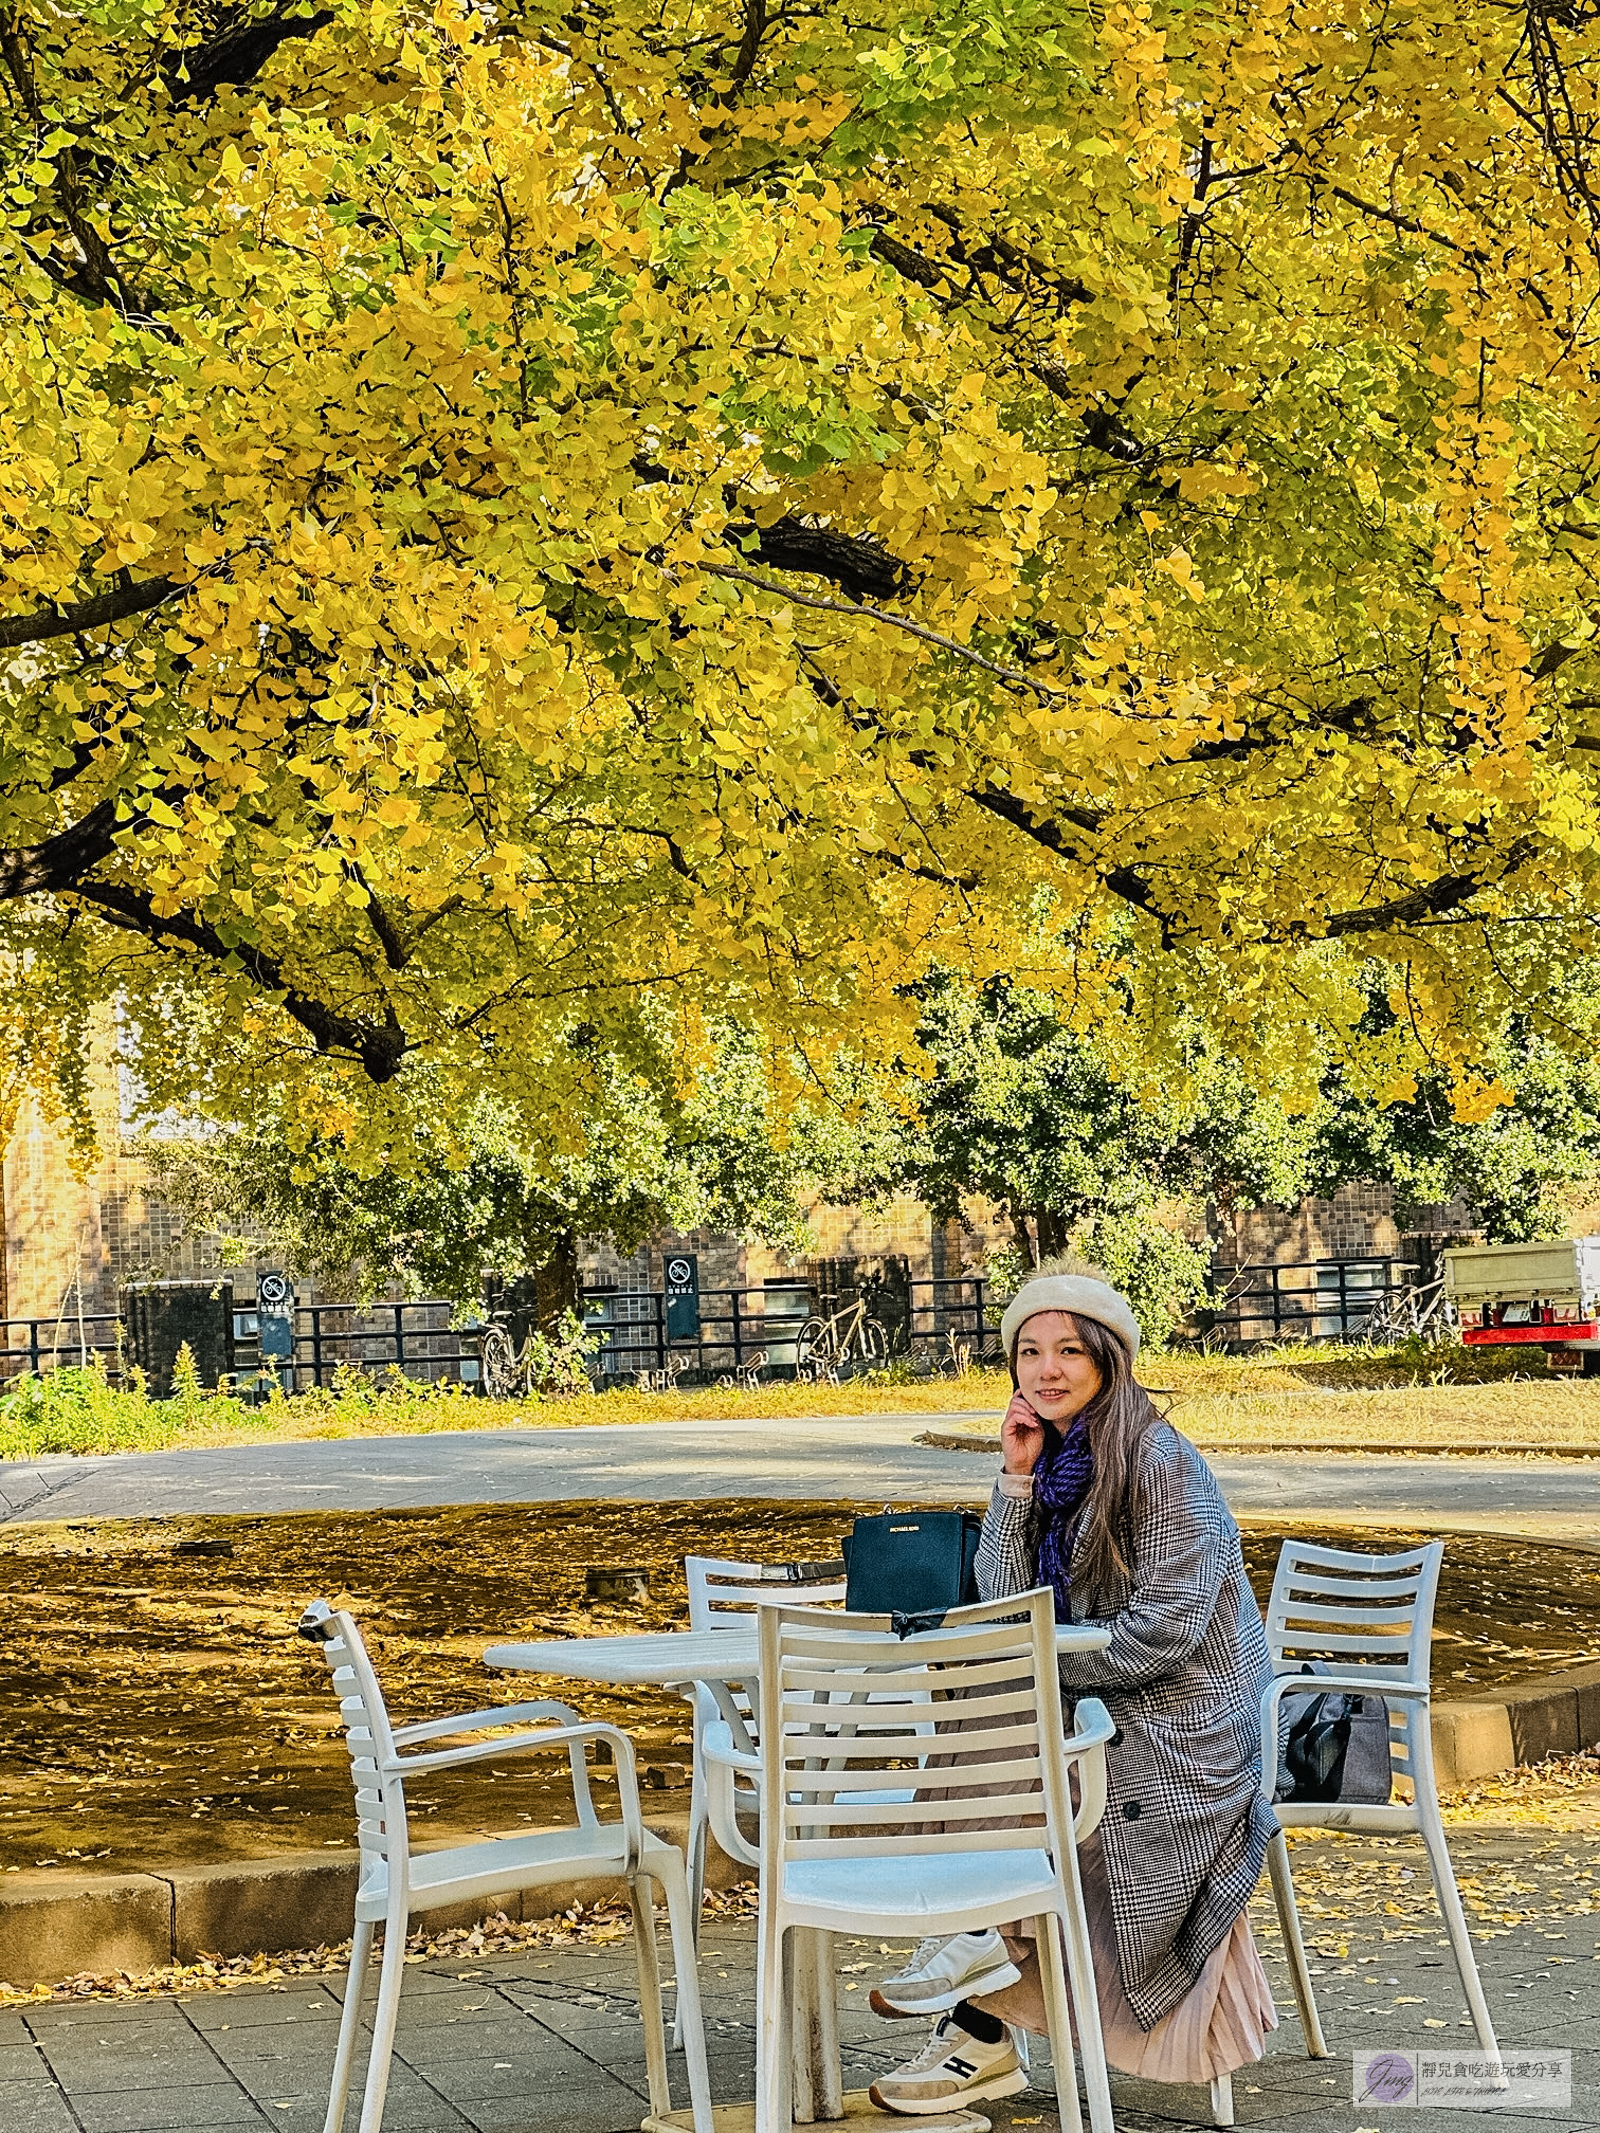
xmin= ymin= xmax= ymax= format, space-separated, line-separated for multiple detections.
xmin=999 ymin=1275 xmax=1141 ymax=1361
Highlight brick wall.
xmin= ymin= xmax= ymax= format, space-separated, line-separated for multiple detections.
xmin=581 ymin=1195 xmax=1012 ymax=1296
xmin=1212 ymin=1180 xmax=1481 ymax=1272
xmin=3 ymin=1050 xmax=282 ymax=1328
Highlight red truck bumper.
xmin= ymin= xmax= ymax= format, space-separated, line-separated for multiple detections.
xmin=1462 ymin=1322 xmax=1600 ymax=1345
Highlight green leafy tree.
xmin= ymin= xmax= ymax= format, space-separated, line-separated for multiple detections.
xmin=146 ymin=1028 xmax=863 ymax=1310
xmin=850 ymin=974 xmax=1320 ymax=1344
xmin=1307 ymin=1024 xmax=1600 ymax=1246
xmin=879 ymin=974 xmax=1600 ymax=1349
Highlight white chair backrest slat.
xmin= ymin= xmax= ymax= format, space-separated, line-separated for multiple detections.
xmin=759 ymin=1590 xmax=1071 ymax=1864
xmin=1267 ymin=1538 xmax=1443 ymax=1688
xmin=684 ymin=1554 xmax=847 ymax=1630
xmin=1275 ymin=1539 xmax=1437 ymax=1574
xmin=306 ymin=1607 xmax=406 ymax=1864
xmin=685 ymin=1553 xmax=851 ymax=1764
xmin=1278 ymin=1601 xmax=1419 ymax=1631
xmin=1280 ymin=1573 xmax=1431 ymax=1602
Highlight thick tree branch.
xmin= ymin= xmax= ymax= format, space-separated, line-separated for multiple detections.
xmin=345 ymin=860 xmax=412 ymax=971
xmin=964 ymin=785 xmax=1159 ymax=918
xmin=0 ymin=576 xmax=185 ymax=649
xmin=725 ymin=0 xmax=767 ymax=97
xmin=166 ymin=4 xmax=336 ymax=105
xmin=631 ymin=454 xmax=913 ymax=598
xmin=1302 ymin=842 xmax=1536 ymax=938
xmin=867 ymin=227 xmax=950 ymax=294
xmin=0 ymin=20 xmax=164 ymax=319
xmin=0 ymin=798 xmax=120 ymax=898
xmin=0 ymin=797 xmax=410 ymax=1081
xmin=967 ymin=786 xmax=1538 ymax=944
xmin=1533 ymin=640 xmax=1585 ymax=681
xmin=867 ymin=223 xmax=1147 ymax=459
xmin=732 ymin=517 xmax=908 ymax=600
xmin=74 ymin=881 xmax=410 ymax=1080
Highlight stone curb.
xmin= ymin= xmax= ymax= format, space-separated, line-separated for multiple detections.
xmin=0 ymin=1808 xmax=742 ymax=1991
xmin=1434 ymin=1657 xmax=1600 ymax=1790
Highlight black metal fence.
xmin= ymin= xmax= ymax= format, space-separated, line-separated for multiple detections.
xmin=0 ymin=1312 xmax=122 ymax=1383
xmin=0 ymin=1300 xmax=482 ymax=1393
xmin=582 ymin=1274 xmax=995 ymax=1379
xmin=237 ymin=1301 xmax=484 ymax=1391
xmin=1206 ymin=1258 xmax=1420 ymax=1345
xmin=3 ymin=1255 xmax=1424 ymax=1399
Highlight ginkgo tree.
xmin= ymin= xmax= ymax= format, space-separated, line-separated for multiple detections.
xmin=5 ymin=0 xmax=1600 ymax=1164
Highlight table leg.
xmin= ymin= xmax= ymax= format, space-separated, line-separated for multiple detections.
xmin=813 ymin=1930 xmax=843 ymax=2119
xmin=790 ymin=1929 xmax=844 ymax=2123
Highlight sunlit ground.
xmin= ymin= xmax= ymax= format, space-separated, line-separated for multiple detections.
xmin=2 ymin=1502 xmax=1597 ymax=1877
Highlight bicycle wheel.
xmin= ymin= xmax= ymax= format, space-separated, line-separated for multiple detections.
xmin=481 ymin=1324 xmax=518 ymax=1399
xmin=856 ymin=1318 xmax=890 ymax=1368
xmin=795 ymin=1318 xmax=833 ymax=1376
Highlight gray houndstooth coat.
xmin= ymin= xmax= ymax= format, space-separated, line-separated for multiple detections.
xmin=976 ymin=1418 xmax=1278 ymax=2030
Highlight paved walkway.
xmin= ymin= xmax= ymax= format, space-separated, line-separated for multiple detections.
xmin=2 ymin=1416 xmax=1598 ymax=1542
xmin=4 ymin=1829 xmax=1595 ymax=2132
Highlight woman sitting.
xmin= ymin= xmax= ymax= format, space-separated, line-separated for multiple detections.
xmin=868 ymin=1267 xmax=1279 ymax=2117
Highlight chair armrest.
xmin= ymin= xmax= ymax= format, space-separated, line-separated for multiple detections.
xmin=391 ymin=1698 xmax=600 ymax=1827
xmin=1260 ymin=1671 xmax=1427 ymax=1800
xmin=1064 ymin=1696 xmax=1113 ymax=1843
xmin=392 ymin=1718 xmax=640 ymax=1862
xmin=1271 ymin=1672 xmax=1429 ymax=1702
xmin=702 ymin=1720 xmax=762 ymax=1777
xmin=391 ymin=1698 xmax=584 ymax=1746
xmin=703 ymin=1721 xmax=761 ymax=1870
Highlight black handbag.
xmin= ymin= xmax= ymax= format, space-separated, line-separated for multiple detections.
xmin=841 ymin=1509 xmax=983 ymax=1623
xmin=1275 ymin=1663 xmax=1392 ymax=1805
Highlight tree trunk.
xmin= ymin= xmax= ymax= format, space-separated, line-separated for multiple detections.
xmin=534 ymin=1229 xmax=580 ymax=1328
xmin=1034 ymin=1207 xmax=1069 ymax=1262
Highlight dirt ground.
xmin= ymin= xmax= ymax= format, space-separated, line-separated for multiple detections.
xmin=3 ymin=1499 xmax=1599 ymax=1876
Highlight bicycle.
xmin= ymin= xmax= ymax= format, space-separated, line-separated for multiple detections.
xmin=1350 ymin=1278 xmax=1450 ymax=1346
xmin=794 ymin=1296 xmax=889 ymax=1380
xmin=479 ymin=1321 xmax=530 ymax=1399
xmin=479 ymin=1309 xmax=596 ymax=1398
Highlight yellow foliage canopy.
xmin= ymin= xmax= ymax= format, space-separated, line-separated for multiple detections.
xmin=3 ymin=0 xmax=1600 ymax=1146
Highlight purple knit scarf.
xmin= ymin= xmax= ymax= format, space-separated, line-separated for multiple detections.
xmin=1034 ymin=1417 xmax=1095 ymax=1622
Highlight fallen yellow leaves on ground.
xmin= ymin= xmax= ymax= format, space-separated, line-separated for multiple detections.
xmin=1 ymin=1503 xmax=1595 ymax=1874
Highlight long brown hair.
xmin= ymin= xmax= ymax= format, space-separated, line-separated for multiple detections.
xmin=1014 ymin=1310 xmax=1158 ymax=1610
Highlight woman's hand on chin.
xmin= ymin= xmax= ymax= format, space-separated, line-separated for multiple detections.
xmin=1001 ymin=1389 xmax=1047 ymax=1476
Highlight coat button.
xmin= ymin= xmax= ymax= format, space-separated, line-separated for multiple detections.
xmin=1122 ymin=1800 xmax=1142 ymax=1820
xmin=1109 ymin=1729 xmax=1124 ymax=1747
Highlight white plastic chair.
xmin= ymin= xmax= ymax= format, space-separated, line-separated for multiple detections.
xmin=1260 ymin=1539 xmax=1500 ymax=2066
xmin=298 ymin=1601 xmax=713 ymax=2133
xmin=708 ymin=1588 xmax=1117 ymax=2133
xmin=681 ymin=1554 xmax=846 ymax=1930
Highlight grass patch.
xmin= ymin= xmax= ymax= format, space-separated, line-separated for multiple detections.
xmin=3 ymin=1337 xmax=1597 ymax=1463
xmin=0 ymin=1360 xmax=1024 ymax=1461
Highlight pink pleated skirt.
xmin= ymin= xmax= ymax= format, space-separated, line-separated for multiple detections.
xmin=973 ymin=1834 xmax=1278 ymax=2084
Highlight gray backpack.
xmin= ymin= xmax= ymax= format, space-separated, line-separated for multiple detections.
xmin=1274 ymin=1662 xmax=1392 ymax=1805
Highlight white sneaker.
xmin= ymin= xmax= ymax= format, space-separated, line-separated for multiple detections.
xmin=870 ymin=1929 xmax=1021 ymax=2016
xmin=869 ymin=2014 xmax=1028 ymax=2115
